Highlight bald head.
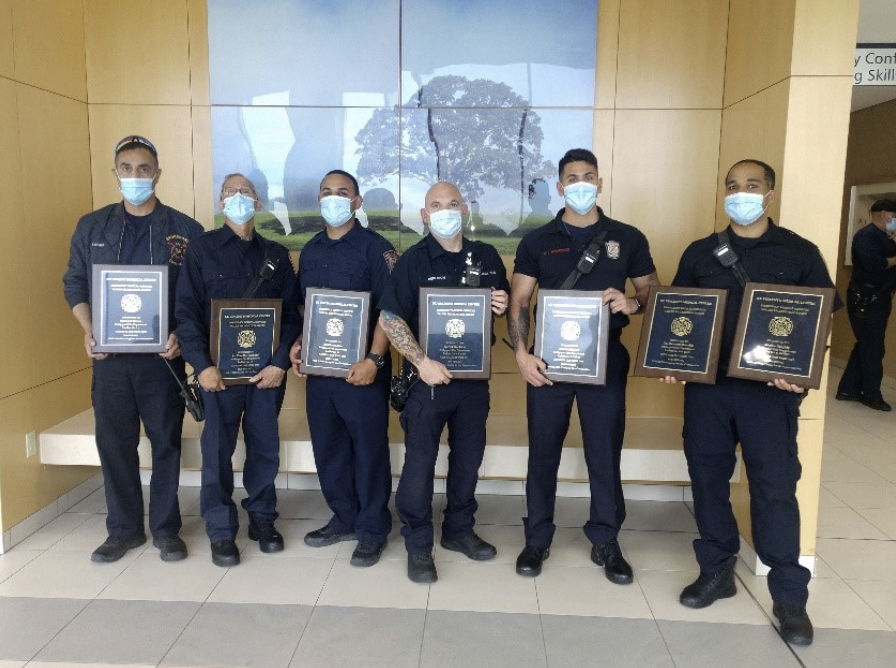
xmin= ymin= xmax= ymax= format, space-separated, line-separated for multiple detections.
xmin=422 ymin=181 xmax=467 ymax=221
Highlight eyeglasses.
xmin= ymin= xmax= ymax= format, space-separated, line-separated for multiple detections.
xmin=114 ymin=135 xmax=158 ymax=158
xmin=222 ymin=186 xmax=256 ymax=197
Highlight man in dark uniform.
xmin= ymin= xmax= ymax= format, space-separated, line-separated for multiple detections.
xmin=289 ymin=170 xmax=396 ymax=568
xmin=176 ymin=173 xmax=301 ymax=567
xmin=664 ymin=159 xmax=838 ymax=647
xmin=836 ymin=198 xmax=896 ymax=411
xmin=64 ymin=135 xmax=203 ymax=563
xmin=378 ymin=181 xmax=511 ymax=584
xmin=508 ymin=148 xmax=659 ymax=584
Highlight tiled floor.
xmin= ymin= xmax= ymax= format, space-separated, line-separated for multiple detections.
xmin=1 ymin=366 xmax=896 ymax=667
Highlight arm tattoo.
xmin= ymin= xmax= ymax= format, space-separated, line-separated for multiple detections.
xmin=507 ymin=309 xmax=530 ymax=353
xmin=380 ymin=310 xmax=426 ymax=366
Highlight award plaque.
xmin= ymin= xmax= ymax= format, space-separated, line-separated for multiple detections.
xmin=534 ymin=290 xmax=610 ymax=385
xmin=419 ymin=287 xmax=492 ymax=379
xmin=727 ymin=282 xmax=836 ymax=390
xmin=634 ymin=286 xmax=727 ymax=383
xmin=91 ymin=264 xmax=168 ymax=353
xmin=210 ymin=299 xmax=281 ymax=385
xmin=299 ymin=288 xmax=371 ymax=377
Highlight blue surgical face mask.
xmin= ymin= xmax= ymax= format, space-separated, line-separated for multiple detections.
xmin=563 ymin=182 xmax=598 ymax=216
xmin=725 ymin=192 xmax=769 ymax=226
xmin=222 ymin=193 xmax=256 ymax=225
xmin=119 ymin=177 xmax=155 ymax=206
xmin=320 ymin=195 xmax=354 ymax=227
xmin=429 ymin=209 xmax=463 ymax=239
xmin=886 ymin=216 xmax=896 ymax=235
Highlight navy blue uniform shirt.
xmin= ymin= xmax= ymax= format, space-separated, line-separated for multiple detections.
xmin=298 ymin=221 xmax=396 ymax=346
xmin=378 ymin=234 xmax=510 ymax=337
xmin=850 ymin=222 xmax=896 ymax=290
xmin=673 ymin=221 xmax=839 ymax=370
xmin=176 ymin=225 xmax=302 ymax=374
xmin=514 ymin=207 xmax=656 ymax=331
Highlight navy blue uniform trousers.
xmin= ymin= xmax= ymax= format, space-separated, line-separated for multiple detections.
xmin=838 ymin=287 xmax=892 ymax=401
xmin=524 ymin=335 xmax=629 ymax=549
xmin=396 ymin=379 xmax=490 ymax=554
xmin=200 ymin=383 xmax=285 ymax=542
xmin=684 ymin=376 xmax=810 ymax=607
xmin=306 ymin=372 xmax=392 ymax=542
xmin=92 ymin=354 xmax=184 ymax=539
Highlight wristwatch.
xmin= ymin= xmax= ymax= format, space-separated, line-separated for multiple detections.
xmin=366 ymin=353 xmax=385 ymax=369
xmin=632 ymin=297 xmax=642 ymax=312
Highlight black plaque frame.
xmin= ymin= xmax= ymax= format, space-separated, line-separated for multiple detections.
xmin=419 ymin=287 xmax=492 ymax=379
xmin=299 ymin=288 xmax=371 ymax=378
xmin=91 ymin=264 xmax=169 ymax=353
xmin=534 ymin=289 xmax=610 ymax=385
xmin=210 ymin=298 xmax=281 ymax=385
xmin=634 ymin=286 xmax=727 ymax=383
xmin=727 ymin=282 xmax=836 ymax=390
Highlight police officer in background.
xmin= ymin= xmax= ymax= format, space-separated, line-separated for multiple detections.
xmin=836 ymin=199 xmax=896 ymax=411
xmin=508 ymin=148 xmax=659 ymax=583
xmin=663 ymin=159 xmax=839 ymax=646
xmin=289 ymin=170 xmax=396 ymax=567
xmin=176 ymin=173 xmax=301 ymax=567
xmin=378 ymin=181 xmax=510 ymax=584
xmin=63 ymin=135 xmax=203 ymax=563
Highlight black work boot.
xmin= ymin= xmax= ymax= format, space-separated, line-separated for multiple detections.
xmin=679 ymin=555 xmax=737 ymax=608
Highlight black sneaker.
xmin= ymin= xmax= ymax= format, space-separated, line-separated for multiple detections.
xmin=773 ymin=602 xmax=814 ymax=646
xmin=304 ymin=524 xmax=357 ymax=547
xmin=440 ymin=531 xmax=497 ymax=561
xmin=591 ymin=540 xmax=634 ymax=585
xmin=407 ymin=553 xmax=438 ymax=583
xmin=679 ymin=556 xmax=737 ymax=608
xmin=153 ymin=535 xmax=188 ymax=562
xmin=351 ymin=540 xmax=387 ymax=567
xmin=91 ymin=534 xmax=146 ymax=563
xmin=210 ymin=540 xmax=240 ymax=567
xmin=248 ymin=513 xmax=284 ymax=553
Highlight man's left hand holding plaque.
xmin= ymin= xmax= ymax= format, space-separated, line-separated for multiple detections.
xmin=210 ymin=298 xmax=282 ymax=385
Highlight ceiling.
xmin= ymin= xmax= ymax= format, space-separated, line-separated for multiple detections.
xmin=852 ymin=0 xmax=896 ymax=111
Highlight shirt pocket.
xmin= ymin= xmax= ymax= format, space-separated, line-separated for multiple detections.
xmin=754 ymin=259 xmax=802 ymax=285
xmin=692 ymin=265 xmax=730 ymax=290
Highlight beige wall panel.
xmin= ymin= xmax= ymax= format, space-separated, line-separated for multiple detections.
xmin=718 ymin=81 xmax=790 ymax=229
xmin=612 ymin=110 xmax=722 ymax=283
xmin=0 ymin=79 xmax=32 ymax=398
xmin=88 ymin=105 xmax=196 ymax=217
xmin=16 ymin=85 xmax=92 ymax=383
xmin=489 ymin=373 xmax=527 ymax=415
xmin=192 ymin=106 xmax=215 ymax=227
xmin=615 ymin=0 xmax=727 ymax=110
xmin=85 ymin=0 xmax=190 ymax=105
xmin=595 ymin=0 xmax=619 ymax=109
xmin=779 ymin=77 xmax=853 ymax=261
xmin=724 ymin=0 xmax=795 ymax=108
xmin=791 ymin=0 xmax=860 ymax=76
xmin=626 ymin=375 xmax=684 ymax=418
xmin=592 ymin=110 xmax=616 ymax=212
xmin=188 ymin=0 xmax=210 ymax=106
xmin=11 ymin=0 xmax=86 ymax=101
xmin=0 ymin=0 xmax=14 ymax=78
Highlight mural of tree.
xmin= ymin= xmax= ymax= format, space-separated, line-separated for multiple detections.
xmin=355 ymin=75 xmax=555 ymax=208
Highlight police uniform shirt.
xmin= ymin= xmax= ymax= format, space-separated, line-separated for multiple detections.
xmin=514 ymin=207 xmax=656 ymax=331
xmin=851 ymin=222 xmax=896 ymax=290
xmin=176 ymin=225 xmax=302 ymax=374
xmin=673 ymin=221 xmax=839 ymax=368
xmin=377 ymin=233 xmax=510 ymax=337
xmin=298 ymin=222 xmax=396 ymax=343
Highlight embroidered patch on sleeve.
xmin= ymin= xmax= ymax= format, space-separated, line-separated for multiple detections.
xmin=167 ymin=235 xmax=189 ymax=265
xmin=383 ymin=249 xmax=398 ymax=273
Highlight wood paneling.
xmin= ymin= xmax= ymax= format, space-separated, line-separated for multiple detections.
xmin=188 ymin=0 xmax=210 ymax=106
xmin=11 ymin=0 xmax=86 ymax=101
xmin=0 ymin=0 xmax=14 ymax=78
xmin=84 ymin=0 xmax=190 ymax=105
xmin=16 ymin=85 xmax=92 ymax=384
xmin=792 ymin=0 xmax=860 ymax=76
xmin=595 ymin=0 xmax=619 ymax=110
xmin=88 ymin=105 xmax=197 ymax=219
xmin=616 ymin=0 xmax=728 ymax=110
xmin=191 ymin=105 xmax=215 ymax=227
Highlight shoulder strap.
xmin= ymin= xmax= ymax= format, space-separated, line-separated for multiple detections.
xmin=241 ymin=240 xmax=279 ymax=298
xmin=560 ymin=229 xmax=608 ymax=290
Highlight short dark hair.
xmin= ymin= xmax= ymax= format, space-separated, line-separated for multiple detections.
xmin=728 ymin=159 xmax=776 ymax=189
xmin=558 ymin=149 xmax=598 ymax=178
xmin=321 ymin=169 xmax=360 ymax=197
xmin=870 ymin=199 xmax=896 ymax=214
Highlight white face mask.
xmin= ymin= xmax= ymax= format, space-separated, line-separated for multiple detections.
xmin=222 ymin=193 xmax=256 ymax=225
xmin=320 ymin=195 xmax=354 ymax=227
xmin=724 ymin=192 xmax=769 ymax=226
xmin=428 ymin=209 xmax=463 ymax=239
xmin=562 ymin=182 xmax=598 ymax=215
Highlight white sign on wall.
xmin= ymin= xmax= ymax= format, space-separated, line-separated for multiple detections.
xmin=854 ymin=43 xmax=896 ymax=85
